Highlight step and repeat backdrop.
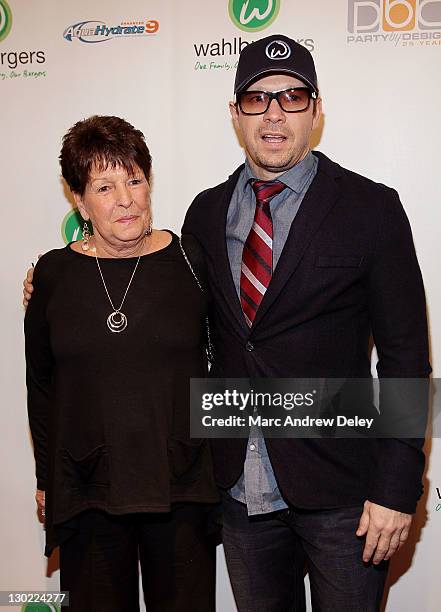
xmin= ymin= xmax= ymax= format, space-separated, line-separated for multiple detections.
xmin=1 ymin=1 xmax=440 ymax=610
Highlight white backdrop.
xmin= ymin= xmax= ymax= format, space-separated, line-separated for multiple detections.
xmin=1 ymin=1 xmax=440 ymax=610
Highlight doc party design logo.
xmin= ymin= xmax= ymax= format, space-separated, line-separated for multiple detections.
xmin=229 ymin=0 xmax=280 ymax=32
xmin=61 ymin=209 xmax=93 ymax=244
xmin=347 ymin=0 xmax=441 ymax=45
xmin=0 ymin=0 xmax=12 ymax=42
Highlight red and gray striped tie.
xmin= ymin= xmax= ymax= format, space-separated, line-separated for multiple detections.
xmin=240 ymin=179 xmax=286 ymax=326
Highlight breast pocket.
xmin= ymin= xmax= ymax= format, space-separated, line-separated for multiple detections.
xmin=316 ymin=255 xmax=364 ymax=268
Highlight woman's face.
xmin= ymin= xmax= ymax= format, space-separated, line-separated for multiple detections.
xmin=73 ymin=162 xmax=151 ymax=249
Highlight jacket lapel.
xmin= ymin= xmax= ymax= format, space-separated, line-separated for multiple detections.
xmin=211 ymin=165 xmax=249 ymax=334
xmin=251 ymin=153 xmax=342 ymax=329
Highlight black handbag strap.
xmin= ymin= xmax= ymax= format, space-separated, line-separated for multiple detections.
xmin=178 ymin=236 xmax=214 ymax=364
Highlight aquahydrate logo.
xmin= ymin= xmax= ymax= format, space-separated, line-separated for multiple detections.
xmin=63 ymin=18 xmax=159 ymax=44
xmin=0 ymin=0 xmax=12 ymax=42
xmin=347 ymin=0 xmax=441 ymax=46
xmin=229 ymin=0 xmax=280 ymax=32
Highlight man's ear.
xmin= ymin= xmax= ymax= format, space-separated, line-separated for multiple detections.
xmin=229 ymin=100 xmax=239 ymax=122
xmin=312 ymin=97 xmax=322 ymax=130
xmin=72 ymin=192 xmax=90 ymax=221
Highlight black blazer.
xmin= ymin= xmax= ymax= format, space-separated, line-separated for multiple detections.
xmin=182 ymin=151 xmax=431 ymax=514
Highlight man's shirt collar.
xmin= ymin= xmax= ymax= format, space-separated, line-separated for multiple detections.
xmin=243 ymin=151 xmax=316 ymax=195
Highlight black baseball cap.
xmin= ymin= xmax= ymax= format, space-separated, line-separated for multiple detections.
xmin=234 ymin=34 xmax=318 ymax=95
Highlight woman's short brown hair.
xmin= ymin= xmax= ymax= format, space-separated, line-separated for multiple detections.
xmin=60 ymin=115 xmax=152 ymax=195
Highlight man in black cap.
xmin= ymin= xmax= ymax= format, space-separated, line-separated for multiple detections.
xmin=182 ymin=34 xmax=430 ymax=611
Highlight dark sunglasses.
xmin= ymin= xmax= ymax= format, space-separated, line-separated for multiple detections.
xmin=236 ymin=87 xmax=317 ymax=115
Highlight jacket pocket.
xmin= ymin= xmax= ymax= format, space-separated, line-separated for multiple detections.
xmin=316 ymin=255 xmax=363 ymax=268
xmin=62 ymin=445 xmax=110 ymax=490
xmin=167 ymin=438 xmax=205 ymax=484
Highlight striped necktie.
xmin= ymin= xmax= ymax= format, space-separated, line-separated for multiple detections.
xmin=240 ymin=179 xmax=286 ymax=327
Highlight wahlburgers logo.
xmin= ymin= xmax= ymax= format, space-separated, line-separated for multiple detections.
xmin=229 ymin=0 xmax=280 ymax=32
xmin=0 ymin=0 xmax=12 ymax=41
xmin=61 ymin=209 xmax=93 ymax=244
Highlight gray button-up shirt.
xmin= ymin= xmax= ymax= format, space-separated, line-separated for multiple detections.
xmin=227 ymin=151 xmax=318 ymax=515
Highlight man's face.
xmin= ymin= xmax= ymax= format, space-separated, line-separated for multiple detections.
xmin=229 ymin=74 xmax=322 ymax=180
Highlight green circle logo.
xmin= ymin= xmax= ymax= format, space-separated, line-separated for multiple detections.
xmin=0 ymin=0 xmax=12 ymax=41
xmin=229 ymin=0 xmax=280 ymax=32
xmin=61 ymin=208 xmax=93 ymax=244
xmin=21 ymin=605 xmax=60 ymax=612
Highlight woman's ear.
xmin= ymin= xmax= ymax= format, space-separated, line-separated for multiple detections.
xmin=72 ymin=192 xmax=90 ymax=221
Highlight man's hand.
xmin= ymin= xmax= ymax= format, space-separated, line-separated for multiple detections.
xmin=356 ymin=500 xmax=412 ymax=564
xmin=23 ymin=264 xmax=36 ymax=308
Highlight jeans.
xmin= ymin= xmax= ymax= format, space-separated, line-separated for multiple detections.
xmin=221 ymin=491 xmax=388 ymax=612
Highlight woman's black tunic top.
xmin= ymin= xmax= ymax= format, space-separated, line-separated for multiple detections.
xmin=24 ymin=233 xmax=218 ymax=555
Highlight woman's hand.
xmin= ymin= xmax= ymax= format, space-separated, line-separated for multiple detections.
xmin=23 ymin=264 xmax=36 ymax=308
xmin=36 ymin=489 xmax=45 ymax=522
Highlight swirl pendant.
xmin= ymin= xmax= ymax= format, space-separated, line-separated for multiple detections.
xmin=107 ymin=310 xmax=128 ymax=333
xmin=95 ymin=254 xmax=141 ymax=334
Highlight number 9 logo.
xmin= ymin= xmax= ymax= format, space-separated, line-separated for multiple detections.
xmin=145 ymin=20 xmax=159 ymax=34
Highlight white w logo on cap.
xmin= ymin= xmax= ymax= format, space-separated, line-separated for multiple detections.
xmin=265 ymin=40 xmax=291 ymax=60
xmin=240 ymin=0 xmax=273 ymax=25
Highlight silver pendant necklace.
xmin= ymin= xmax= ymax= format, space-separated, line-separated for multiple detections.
xmin=95 ymin=254 xmax=141 ymax=333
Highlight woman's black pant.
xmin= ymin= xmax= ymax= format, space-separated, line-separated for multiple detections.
xmin=59 ymin=504 xmax=216 ymax=612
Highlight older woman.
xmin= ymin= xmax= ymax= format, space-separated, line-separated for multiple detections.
xmin=24 ymin=115 xmax=218 ymax=612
